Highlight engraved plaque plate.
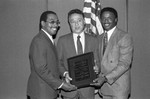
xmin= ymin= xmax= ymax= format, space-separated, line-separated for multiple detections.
xmin=67 ymin=52 xmax=96 ymax=88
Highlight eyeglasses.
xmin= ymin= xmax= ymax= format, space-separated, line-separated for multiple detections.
xmin=46 ymin=20 xmax=60 ymax=25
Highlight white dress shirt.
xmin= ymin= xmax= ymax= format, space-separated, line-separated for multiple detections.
xmin=73 ymin=32 xmax=85 ymax=54
xmin=106 ymin=26 xmax=116 ymax=42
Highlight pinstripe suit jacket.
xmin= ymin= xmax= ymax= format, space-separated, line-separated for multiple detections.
xmin=27 ymin=30 xmax=62 ymax=99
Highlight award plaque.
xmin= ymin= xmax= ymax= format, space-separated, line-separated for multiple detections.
xmin=67 ymin=52 xmax=96 ymax=88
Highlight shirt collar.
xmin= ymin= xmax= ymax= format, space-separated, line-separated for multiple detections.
xmin=106 ymin=26 xmax=116 ymax=41
xmin=73 ymin=31 xmax=84 ymax=38
xmin=73 ymin=31 xmax=85 ymax=53
xmin=41 ymin=29 xmax=54 ymax=44
xmin=107 ymin=26 xmax=116 ymax=34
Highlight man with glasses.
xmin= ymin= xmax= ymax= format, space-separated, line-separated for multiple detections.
xmin=57 ymin=9 xmax=100 ymax=99
xmin=27 ymin=11 xmax=76 ymax=99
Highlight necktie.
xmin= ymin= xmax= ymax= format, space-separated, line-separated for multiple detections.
xmin=77 ymin=35 xmax=83 ymax=54
xmin=103 ymin=32 xmax=108 ymax=54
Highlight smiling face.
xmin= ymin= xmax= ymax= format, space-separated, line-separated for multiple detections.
xmin=101 ymin=11 xmax=117 ymax=31
xmin=69 ymin=13 xmax=85 ymax=34
xmin=42 ymin=13 xmax=60 ymax=36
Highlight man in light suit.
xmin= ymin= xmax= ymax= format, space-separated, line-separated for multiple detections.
xmin=91 ymin=7 xmax=134 ymax=99
xmin=57 ymin=9 xmax=100 ymax=99
xmin=27 ymin=11 xmax=76 ymax=99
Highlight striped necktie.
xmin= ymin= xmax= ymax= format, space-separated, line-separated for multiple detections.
xmin=103 ymin=32 xmax=108 ymax=54
xmin=77 ymin=35 xmax=83 ymax=55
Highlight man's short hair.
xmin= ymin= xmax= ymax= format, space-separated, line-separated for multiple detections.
xmin=100 ymin=7 xmax=118 ymax=19
xmin=68 ymin=9 xmax=84 ymax=21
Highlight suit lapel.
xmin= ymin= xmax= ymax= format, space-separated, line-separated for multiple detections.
xmin=40 ymin=30 xmax=57 ymax=56
xmin=98 ymin=34 xmax=104 ymax=61
xmin=84 ymin=33 xmax=88 ymax=53
xmin=40 ymin=30 xmax=54 ymax=45
xmin=69 ymin=33 xmax=77 ymax=55
xmin=102 ymin=28 xmax=118 ymax=63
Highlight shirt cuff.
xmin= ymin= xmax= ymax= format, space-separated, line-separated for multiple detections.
xmin=63 ymin=71 xmax=68 ymax=77
xmin=58 ymin=82 xmax=64 ymax=89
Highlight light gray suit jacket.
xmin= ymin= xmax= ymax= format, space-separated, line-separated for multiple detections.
xmin=98 ymin=27 xmax=134 ymax=99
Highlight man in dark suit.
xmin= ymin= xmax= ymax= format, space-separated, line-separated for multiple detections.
xmin=57 ymin=9 xmax=100 ymax=99
xmin=91 ymin=7 xmax=134 ymax=99
xmin=27 ymin=11 xmax=76 ymax=99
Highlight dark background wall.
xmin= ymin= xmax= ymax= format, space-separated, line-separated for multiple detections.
xmin=0 ymin=0 xmax=149 ymax=99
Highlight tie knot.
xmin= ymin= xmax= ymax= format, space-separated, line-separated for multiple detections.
xmin=104 ymin=32 xmax=108 ymax=39
xmin=77 ymin=35 xmax=81 ymax=39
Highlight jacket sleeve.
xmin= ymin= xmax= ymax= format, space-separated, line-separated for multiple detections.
xmin=56 ymin=37 xmax=67 ymax=77
xmin=94 ymin=37 xmax=101 ymax=72
xmin=106 ymin=34 xmax=134 ymax=85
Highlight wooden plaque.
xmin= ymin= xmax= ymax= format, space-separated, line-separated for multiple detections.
xmin=67 ymin=52 xmax=96 ymax=88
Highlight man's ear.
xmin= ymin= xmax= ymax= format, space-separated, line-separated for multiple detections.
xmin=115 ymin=18 xmax=118 ymax=23
xmin=83 ymin=19 xmax=86 ymax=24
xmin=83 ymin=19 xmax=86 ymax=27
xmin=41 ymin=21 xmax=45 ymax=27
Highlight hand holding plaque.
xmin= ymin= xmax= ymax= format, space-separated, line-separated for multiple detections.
xmin=90 ymin=74 xmax=107 ymax=87
xmin=61 ymin=82 xmax=77 ymax=92
xmin=67 ymin=52 xmax=97 ymax=88
xmin=93 ymin=60 xmax=99 ymax=74
xmin=65 ymin=72 xmax=72 ymax=83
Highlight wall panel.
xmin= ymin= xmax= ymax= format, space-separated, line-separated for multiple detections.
xmin=0 ymin=0 xmax=47 ymax=99
xmin=48 ymin=0 xmax=127 ymax=43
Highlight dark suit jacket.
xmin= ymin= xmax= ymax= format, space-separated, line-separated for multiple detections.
xmin=27 ymin=30 xmax=62 ymax=99
xmin=98 ymin=27 xmax=133 ymax=99
xmin=57 ymin=32 xmax=100 ymax=98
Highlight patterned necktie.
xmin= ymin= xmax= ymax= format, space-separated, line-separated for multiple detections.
xmin=77 ymin=35 xmax=83 ymax=55
xmin=103 ymin=32 xmax=108 ymax=55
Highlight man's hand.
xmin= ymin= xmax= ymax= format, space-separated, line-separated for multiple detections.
xmin=65 ymin=73 xmax=72 ymax=83
xmin=93 ymin=60 xmax=99 ymax=74
xmin=61 ymin=82 xmax=77 ymax=91
xmin=90 ymin=74 xmax=107 ymax=87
